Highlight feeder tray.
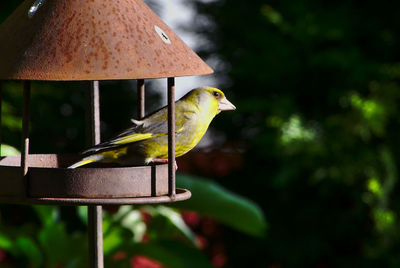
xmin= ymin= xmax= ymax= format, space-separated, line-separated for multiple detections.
xmin=0 ymin=154 xmax=190 ymax=205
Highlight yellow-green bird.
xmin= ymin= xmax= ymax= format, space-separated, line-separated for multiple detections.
xmin=68 ymin=87 xmax=235 ymax=169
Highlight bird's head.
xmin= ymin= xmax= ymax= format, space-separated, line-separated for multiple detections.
xmin=186 ymin=87 xmax=236 ymax=114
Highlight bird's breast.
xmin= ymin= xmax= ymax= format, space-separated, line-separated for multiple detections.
xmin=140 ymin=108 xmax=216 ymax=160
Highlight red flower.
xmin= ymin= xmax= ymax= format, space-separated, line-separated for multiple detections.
xmin=130 ymin=255 xmax=164 ymax=268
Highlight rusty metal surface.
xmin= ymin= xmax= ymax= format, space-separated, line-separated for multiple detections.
xmin=21 ymin=81 xmax=30 ymax=197
xmin=0 ymin=188 xmax=191 ymax=206
xmin=167 ymin=78 xmax=176 ymax=199
xmin=88 ymin=81 xmax=101 ymax=145
xmin=0 ymin=154 xmax=171 ymax=198
xmin=0 ymin=0 xmax=213 ymax=80
xmin=89 ymin=205 xmax=103 ymax=268
xmin=0 ymin=164 xmax=25 ymax=197
xmin=87 ymin=80 xmax=103 ymax=268
xmin=0 ymin=81 xmax=2 ymax=156
xmin=137 ymin=79 xmax=145 ymax=119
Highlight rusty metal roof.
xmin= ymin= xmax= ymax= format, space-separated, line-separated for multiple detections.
xmin=0 ymin=0 xmax=213 ymax=80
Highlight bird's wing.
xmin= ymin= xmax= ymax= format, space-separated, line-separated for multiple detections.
xmin=83 ymin=102 xmax=193 ymax=155
xmin=83 ymin=125 xmax=165 ymax=154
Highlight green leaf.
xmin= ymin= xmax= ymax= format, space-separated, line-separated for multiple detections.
xmin=103 ymin=226 xmax=129 ymax=255
xmin=39 ymin=222 xmax=88 ymax=267
xmin=0 ymin=233 xmax=13 ymax=250
xmin=16 ymin=236 xmax=42 ymax=267
xmin=112 ymin=205 xmax=134 ymax=222
xmin=173 ymin=174 xmax=267 ymax=237
xmin=65 ymin=257 xmax=88 ymax=268
xmin=158 ymin=241 xmax=213 ymax=268
xmin=0 ymin=144 xmax=20 ymax=156
xmin=77 ymin=206 xmax=88 ymax=225
xmin=146 ymin=206 xmax=196 ymax=244
xmin=157 ymin=206 xmax=196 ymax=244
xmin=119 ymin=209 xmax=146 ymax=242
xmin=39 ymin=223 xmax=69 ymax=266
xmin=33 ymin=206 xmax=59 ymax=227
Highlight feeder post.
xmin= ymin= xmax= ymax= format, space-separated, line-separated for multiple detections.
xmin=87 ymin=81 xmax=104 ymax=268
xmin=0 ymin=81 xmax=2 ymax=156
xmin=137 ymin=79 xmax=145 ymax=119
xmin=21 ymin=81 xmax=31 ymax=195
xmin=167 ymin=77 xmax=176 ymax=199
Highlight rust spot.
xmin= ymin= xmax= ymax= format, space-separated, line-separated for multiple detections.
xmin=0 ymin=0 xmax=212 ymax=80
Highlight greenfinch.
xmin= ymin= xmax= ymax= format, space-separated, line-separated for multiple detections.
xmin=68 ymin=87 xmax=235 ymax=168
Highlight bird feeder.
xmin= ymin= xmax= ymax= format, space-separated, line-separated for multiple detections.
xmin=0 ymin=0 xmax=213 ymax=267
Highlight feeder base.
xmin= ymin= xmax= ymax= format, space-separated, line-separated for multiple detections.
xmin=0 ymin=154 xmax=190 ymax=205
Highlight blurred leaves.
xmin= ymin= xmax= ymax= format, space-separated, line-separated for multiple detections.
xmin=173 ymin=174 xmax=267 ymax=237
xmin=102 ymin=204 xmax=214 ymax=267
xmin=15 ymin=237 xmax=42 ymax=267
xmin=0 ymin=144 xmax=20 ymax=156
xmin=0 ymin=206 xmax=88 ymax=268
xmin=0 ymin=234 xmax=13 ymax=251
xmin=113 ymin=241 xmax=213 ymax=268
xmin=145 ymin=205 xmax=197 ymax=244
xmin=279 ymin=115 xmax=316 ymax=145
xmin=0 ymin=173 xmax=266 ymax=267
xmin=191 ymin=0 xmax=400 ymax=266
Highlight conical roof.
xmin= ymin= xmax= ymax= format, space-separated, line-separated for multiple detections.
xmin=0 ymin=0 xmax=213 ymax=80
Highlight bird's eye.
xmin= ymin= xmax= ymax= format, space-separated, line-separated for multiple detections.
xmin=212 ymin=91 xmax=220 ymax=98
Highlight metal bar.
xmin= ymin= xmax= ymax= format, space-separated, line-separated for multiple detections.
xmin=89 ymin=81 xmax=101 ymax=145
xmin=0 ymin=81 xmax=2 ymax=156
xmin=88 ymin=206 xmax=103 ymax=268
xmin=137 ymin=79 xmax=145 ymax=119
xmin=87 ymin=80 xmax=103 ymax=268
xmin=167 ymin=77 xmax=176 ymax=199
xmin=21 ymin=81 xmax=31 ymax=196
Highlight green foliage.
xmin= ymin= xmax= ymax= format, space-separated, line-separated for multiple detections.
xmin=0 ymin=175 xmax=265 ymax=267
xmin=0 ymin=144 xmax=20 ymax=156
xmin=0 ymin=206 xmax=88 ymax=267
xmin=191 ymin=0 xmax=400 ymax=266
xmin=174 ymin=174 xmax=267 ymax=237
xmin=145 ymin=205 xmax=197 ymax=244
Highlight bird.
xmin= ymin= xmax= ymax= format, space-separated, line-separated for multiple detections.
xmin=67 ymin=87 xmax=236 ymax=169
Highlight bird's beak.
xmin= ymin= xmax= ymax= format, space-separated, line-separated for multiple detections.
xmin=218 ymin=97 xmax=236 ymax=111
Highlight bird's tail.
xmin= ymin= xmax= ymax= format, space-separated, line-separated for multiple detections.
xmin=67 ymin=154 xmax=105 ymax=169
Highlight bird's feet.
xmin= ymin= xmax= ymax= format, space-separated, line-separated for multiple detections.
xmin=152 ymin=158 xmax=178 ymax=170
